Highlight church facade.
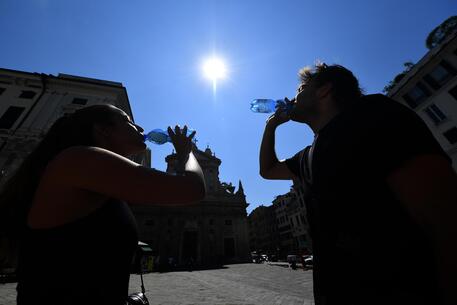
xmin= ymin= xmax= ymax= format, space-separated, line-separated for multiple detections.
xmin=131 ymin=146 xmax=251 ymax=267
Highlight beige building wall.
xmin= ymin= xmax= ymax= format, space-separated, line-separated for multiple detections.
xmin=388 ymin=31 xmax=457 ymax=170
xmin=247 ymin=205 xmax=279 ymax=256
xmin=272 ymin=192 xmax=294 ymax=257
xmin=0 ymin=68 xmax=139 ymax=188
xmin=270 ymin=186 xmax=312 ymax=258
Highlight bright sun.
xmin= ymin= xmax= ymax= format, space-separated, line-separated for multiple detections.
xmin=203 ymin=57 xmax=227 ymax=81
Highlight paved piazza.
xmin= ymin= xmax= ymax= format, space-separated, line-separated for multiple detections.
xmin=0 ymin=263 xmax=314 ymax=305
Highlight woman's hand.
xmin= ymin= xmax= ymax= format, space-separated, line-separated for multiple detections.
xmin=167 ymin=125 xmax=196 ymax=159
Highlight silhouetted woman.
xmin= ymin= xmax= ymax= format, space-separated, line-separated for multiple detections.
xmin=0 ymin=104 xmax=206 ymax=304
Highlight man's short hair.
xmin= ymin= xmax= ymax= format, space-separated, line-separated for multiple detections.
xmin=298 ymin=62 xmax=362 ymax=108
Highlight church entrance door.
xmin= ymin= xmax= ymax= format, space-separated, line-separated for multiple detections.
xmin=181 ymin=231 xmax=198 ymax=264
xmin=224 ymin=237 xmax=235 ymax=258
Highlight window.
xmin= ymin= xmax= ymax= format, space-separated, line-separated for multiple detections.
xmin=424 ymin=61 xmax=457 ymax=89
xmin=0 ymin=106 xmax=25 ymax=129
xmin=225 ymin=219 xmax=232 ymax=226
xmin=168 ymin=219 xmax=173 ymax=226
xmin=424 ymin=104 xmax=447 ymax=125
xmin=402 ymin=82 xmax=430 ymax=108
xmin=72 ymin=98 xmax=88 ymax=105
xmin=443 ymin=127 xmax=457 ymax=144
xmin=0 ymin=88 xmax=5 ymax=95
xmin=403 ymin=83 xmax=430 ymax=108
xmin=449 ymin=84 xmax=457 ymax=101
xmin=209 ymin=219 xmax=214 ymax=225
xmin=19 ymin=90 xmax=36 ymax=99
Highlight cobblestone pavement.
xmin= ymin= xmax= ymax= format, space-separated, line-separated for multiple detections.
xmin=0 ymin=282 xmax=15 ymax=305
xmin=0 ymin=263 xmax=314 ymax=305
xmin=128 ymin=263 xmax=314 ymax=305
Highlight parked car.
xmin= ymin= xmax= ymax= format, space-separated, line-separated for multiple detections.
xmin=251 ymin=253 xmax=261 ymax=264
xmin=0 ymin=267 xmax=17 ymax=283
xmin=303 ymin=255 xmax=313 ymax=268
xmin=287 ymin=255 xmax=298 ymax=269
xmin=286 ymin=255 xmax=298 ymax=264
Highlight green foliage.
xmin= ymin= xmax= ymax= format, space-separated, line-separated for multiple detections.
xmin=426 ymin=16 xmax=457 ymax=50
xmin=383 ymin=61 xmax=415 ymax=94
xmin=384 ymin=15 xmax=457 ymax=94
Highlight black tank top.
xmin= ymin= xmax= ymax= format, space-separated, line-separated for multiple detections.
xmin=17 ymin=199 xmax=138 ymax=305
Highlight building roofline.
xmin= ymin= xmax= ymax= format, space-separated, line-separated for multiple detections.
xmin=0 ymin=67 xmax=124 ymax=89
xmin=388 ymin=30 xmax=457 ymax=97
xmin=0 ymin=67 xmax=45 ymax=79
xmin=0 ymin=67 xmax=135 ymax=121
xmin=57 ymin=73 xmax=123 ymax=87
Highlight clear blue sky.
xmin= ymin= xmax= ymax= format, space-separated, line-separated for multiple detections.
xmin=1 ymin=0 xmax=455 ymax=213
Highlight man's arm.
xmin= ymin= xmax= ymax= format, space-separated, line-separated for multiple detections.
xmin=387 ymin=154 xmax=457 ymax=305
xmin=259 ymin=111 xmax=295 ymax=180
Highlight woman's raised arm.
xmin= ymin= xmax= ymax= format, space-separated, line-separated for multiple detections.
xmin=46 ymin=145 xmax=206 ymax=205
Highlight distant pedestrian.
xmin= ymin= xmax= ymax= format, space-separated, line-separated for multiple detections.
xmin=290 ymin=261 xmax=297 ymax=270
xmin=187 ymin=257 xmax=195 ymax=272
xmin=300 ymin=254 xmax=306 ymax=271
xmin=0 ymin=104 xmax=206 ymax=304
xmin=259 ymin=62 xmax=457 ymax=305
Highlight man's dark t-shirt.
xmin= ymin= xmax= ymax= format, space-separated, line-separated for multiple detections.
xmin=286 ymin=94 xmax=450 ymax=305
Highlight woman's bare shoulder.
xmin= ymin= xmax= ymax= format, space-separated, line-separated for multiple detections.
xmin=52 ymin=145 xmax=131 ymax=161
xmin=41 ymin=146 xmax=204 ymax=204
xmin=43 ymin=146 xmax=139 ymax=185
xmin=49 ymin=146 xmax=137 ymax=169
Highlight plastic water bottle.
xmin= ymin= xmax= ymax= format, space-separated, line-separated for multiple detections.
xmin=143 ymin=128 xmax=195 ymax=145
xmin=250 ymin=99 xmax=293 ymax=113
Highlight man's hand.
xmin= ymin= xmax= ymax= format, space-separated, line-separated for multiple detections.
xmin=266 ymin=97 xmax=293 ymax=128
xmin=259 ymin=97 xmax=296 ymax=181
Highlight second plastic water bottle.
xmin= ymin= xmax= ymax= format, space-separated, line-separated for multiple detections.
xmin=144 ymin=128 xmax=195 ymax=145
xmin=250 ymin=99 xmax=293 ymax=113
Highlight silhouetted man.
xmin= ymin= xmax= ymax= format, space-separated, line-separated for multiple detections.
xmin=259 ymin=62 xmax=457 ymax=305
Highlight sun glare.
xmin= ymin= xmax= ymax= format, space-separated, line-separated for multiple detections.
xmin=203 ymin=57 xmax=227 ymax=81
